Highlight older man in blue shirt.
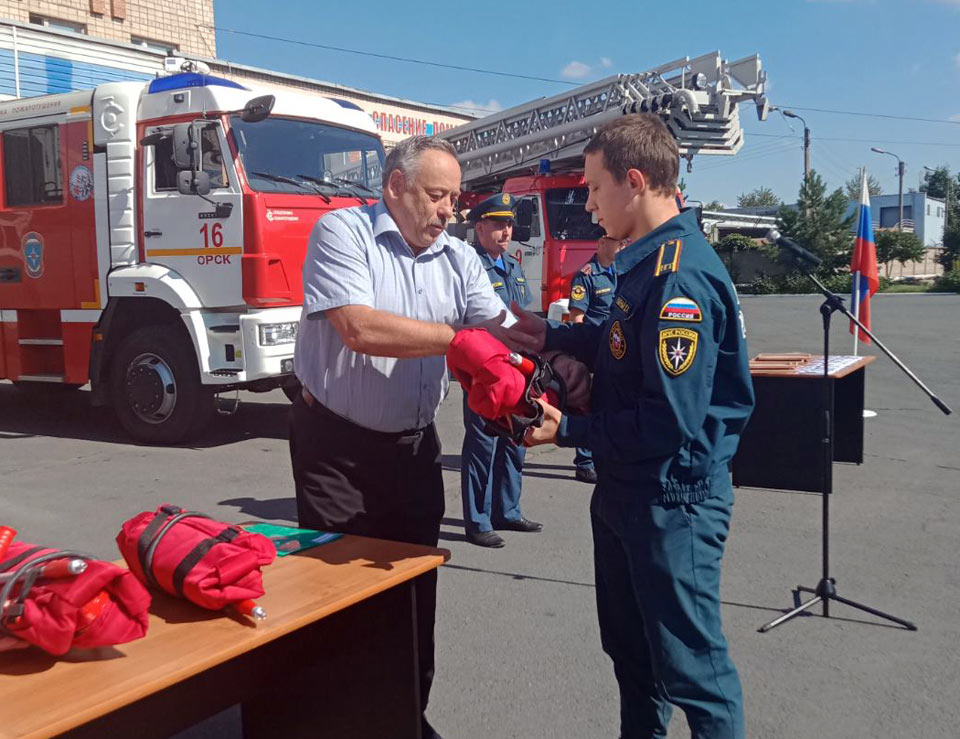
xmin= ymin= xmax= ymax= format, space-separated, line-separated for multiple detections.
xmin=290 ymin=136 xmax=511 ymax=739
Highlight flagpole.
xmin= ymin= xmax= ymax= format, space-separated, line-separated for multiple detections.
xmin=852 ymin=271 xmax=861 ymax=356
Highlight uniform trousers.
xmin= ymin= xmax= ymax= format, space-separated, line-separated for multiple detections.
xmin=590 ymin=478 xmax=744 ymax=739
xmin=289 ymin=392 xmax=445 ymax=727
xmin=460 ymin=396 xmax=525 ymax=534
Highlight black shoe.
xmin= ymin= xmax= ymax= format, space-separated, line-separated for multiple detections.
xmin=467 ymin=530 xmax=505 ymax=548
xmin=494 ymin=517 xmax=543 ymax=533
xmin=575 ymin=466 xmax=598 ymax=484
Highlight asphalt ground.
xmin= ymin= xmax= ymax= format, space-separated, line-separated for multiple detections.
xmin=1 ymin=293 xmax=958 ymax=739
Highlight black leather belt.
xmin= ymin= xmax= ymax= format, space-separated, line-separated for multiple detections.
xmin=300 ymin=387 xmax=428 ymax=443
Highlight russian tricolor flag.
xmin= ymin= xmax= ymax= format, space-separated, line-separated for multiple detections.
xmin=850 ymin=171 xmax=879 ymax=346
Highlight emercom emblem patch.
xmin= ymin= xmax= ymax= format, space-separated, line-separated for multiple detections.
xmin=658 ymin=327 xmax=698 ymax=376
xmin=609 ymin=320 xmax=627 ymax=360
xmin=570 ymin=284 xmax=587 ymax=301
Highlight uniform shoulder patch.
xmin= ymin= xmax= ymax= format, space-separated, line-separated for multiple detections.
xmin=570 ymin=284 xmax=587 ymax=301
xmin=659 ymin=296 xmax=702 ymax=322
xmin=579 ymin=263 xmax=593 ymax=276
xmin=609 ymin=320 xmax=627 ymax=360
xmin=654 ymin=239 xmax=683 ymax=277
xmin=658 ymin=327 xmax=698 ymax=376
xmin=614 ymin=296 xmax=632 ymax=314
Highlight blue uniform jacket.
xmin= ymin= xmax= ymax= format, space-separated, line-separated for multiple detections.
xmin=545 ymin=210 xmax=755 ymax=504
xmin=569 ymin=254 xmax=617 ymax=326
xmin=476 ymin=246 xmax=532 ymax=310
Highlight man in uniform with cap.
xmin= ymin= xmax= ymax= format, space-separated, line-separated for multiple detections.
xmin=505 ymin=114 xmax=754 ymax=739
xmin=460 ymin=192 xmax=543 ymax=548
xmin=566 ymin=234 xmax=624 ymax=484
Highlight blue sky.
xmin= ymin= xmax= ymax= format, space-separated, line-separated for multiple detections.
xmin=216 ymin=0 xmax=960 ymax=206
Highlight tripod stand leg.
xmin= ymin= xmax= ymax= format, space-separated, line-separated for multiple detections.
xmin=829 ymin=592 xmax=918 ymax=631
xmin=759 ymin=593 xmax=822 ymax=633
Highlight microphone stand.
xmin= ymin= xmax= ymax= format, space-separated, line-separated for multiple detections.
xmin=758 ymin=255 xmax=951 ymax=634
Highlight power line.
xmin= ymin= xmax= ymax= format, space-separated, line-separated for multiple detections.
xmin=777 ymin=105 xmax=960 ymax=127
xmin=209 ymin=25 xmax=960 ymax=129
xmin=750 ymin=132 xmax=960 ymax=148
xmin=209 ymin=25 xmax=577 ymax=86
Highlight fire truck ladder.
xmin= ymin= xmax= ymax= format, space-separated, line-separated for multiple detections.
xmin=438 ymin=51 xmax=770 ymax=190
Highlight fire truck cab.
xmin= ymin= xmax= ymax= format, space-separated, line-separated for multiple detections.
xmin=0 ymin=64 xmax=385 ymax=443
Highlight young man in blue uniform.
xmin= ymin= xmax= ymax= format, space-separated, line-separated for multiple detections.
xmin=567 ymin=234 xmax=624 ymax=484
xmin=460 ymin=192 xmax=543 ymax=548
xmin=507 ymin=115 xmax=754 ymax=738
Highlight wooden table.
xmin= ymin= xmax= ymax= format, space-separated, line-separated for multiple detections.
xmin=0 ymin=535 xmax=449 ymax=739
xmin=732 ymin=354 xmax=875 ymax=493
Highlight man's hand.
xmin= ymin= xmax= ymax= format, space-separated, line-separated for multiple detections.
xmin=471 ymin=310 xmax=509 ymax=343
xmin=524 ymin=397 xmax=561 ymax=447
xmin=500 ymin=301 xmax=547 ymax=353
xmin=543 ymin=351 xmax=591 ymax=414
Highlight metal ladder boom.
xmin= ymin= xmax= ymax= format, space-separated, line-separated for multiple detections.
xmin=437 ymin=51 xmax=769 ymax=189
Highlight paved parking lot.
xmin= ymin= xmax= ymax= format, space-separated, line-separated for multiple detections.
xmin=1 ymin=293 xmax=958 ymax=738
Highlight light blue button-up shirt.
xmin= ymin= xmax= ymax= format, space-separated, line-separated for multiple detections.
xmin=294 ymin=201 xmax=512 ymax=433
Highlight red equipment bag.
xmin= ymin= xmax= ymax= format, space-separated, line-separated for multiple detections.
xmin=448 ymin=328 xmax=566 ymax=445
xmin=117 ymin=504 xmax=276 ymax=611
xmin=0 ymin=541 xmax=151 ymax=656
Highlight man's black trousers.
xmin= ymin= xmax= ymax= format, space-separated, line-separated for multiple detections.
xmin=289 ymin=393 xmax=445 ymax=720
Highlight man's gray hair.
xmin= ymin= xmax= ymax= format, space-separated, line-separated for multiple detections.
xmin=382 ymin=136 xmax=459 ymax=189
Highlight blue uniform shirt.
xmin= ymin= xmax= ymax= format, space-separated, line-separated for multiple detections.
xmin=569 ymin=255 xmax=617 ymax=326
xmin=476 ymin=246 xmax=532 ymax=310
xmin=545 ymin=209 xmax=755 ymax=503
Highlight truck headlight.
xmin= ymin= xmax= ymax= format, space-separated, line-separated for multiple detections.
xmin=258 ymin=322 xmax=299 ymax=346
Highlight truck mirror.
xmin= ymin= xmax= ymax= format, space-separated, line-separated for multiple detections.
xmin=177 ymin=170 xmax=211 ymax=196
xmin=241 ymin=95 xmax=275 ymax=123
xmin=512 ymin=225 xmax=531 ymax=242
xmin=515 ymin=199 xmax=535 ymax=228
xmin=171 ymin=123 xmax=199 ymax=170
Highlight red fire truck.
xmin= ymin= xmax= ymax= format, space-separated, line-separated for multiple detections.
xmin=439 ymin=51 xmax=770 ymax=313
xmin=0 ymin=60 xmax=385 ymax=443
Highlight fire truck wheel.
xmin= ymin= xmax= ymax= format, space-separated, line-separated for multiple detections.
xmin=110 ymin=326 xmax=214 ymax=444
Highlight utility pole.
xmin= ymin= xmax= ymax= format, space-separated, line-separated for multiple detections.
xmin=783 ymin=110 xmax=810 ymax=183
xmin=872 ymin=147 xmax=905 ymax=231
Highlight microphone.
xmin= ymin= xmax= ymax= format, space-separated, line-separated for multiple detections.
xmin=765 ymin=229 xmax=822 ymax=267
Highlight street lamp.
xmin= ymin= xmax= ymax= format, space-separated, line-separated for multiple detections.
xmin=872 ymin=147 xmax=905 ymax=231
xmin=782 ymin=110 xmax=810 ymax=182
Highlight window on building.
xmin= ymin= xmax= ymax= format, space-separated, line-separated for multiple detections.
xmin=28 ymin=14 xmax=87 ymax=34
xmin=927 ymin=204 xmax=931 ymax=216
xmin=3 ymin=126 xmax=63 ymax=207
xmin=131 ymin=36 xmax=178 ymax=54
xmin=152 ymin=128 xmax=228 ymax=191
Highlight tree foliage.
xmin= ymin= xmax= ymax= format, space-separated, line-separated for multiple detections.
xmin=714 ymin=233 xmax=758 ymax=283
xmin=875 ymin=230 xmax=926 ymax=277
xmin=737 ymin=187 xmax=781 ymax=208
xmin=844 ymin=173 xmax=883 ymax=199
xmin=919 ymin=166 xmax=959 ymax=200
xmin=703 ymin=200 xmax=725 ymax=211
xmin=920 ymin=166 xmax=960 ymax=269
xmin=776 ymin=171 xmax=854 ymax=275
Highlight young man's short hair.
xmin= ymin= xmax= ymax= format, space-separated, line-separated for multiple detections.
xmin=583 ymin=114 xmax=679 ymax=196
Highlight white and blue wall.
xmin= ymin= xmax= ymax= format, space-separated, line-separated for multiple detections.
xmin=843 ymin=191 xmax=946 ymax=247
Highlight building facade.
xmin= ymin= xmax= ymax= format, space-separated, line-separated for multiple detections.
xmin=0 ymin=10 xmax=472 ymax=146
xmin=0 ymin=0 xmax=215 ymax=57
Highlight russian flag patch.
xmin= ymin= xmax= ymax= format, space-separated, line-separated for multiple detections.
xmin=659 ymin=296 xmax=702 ymax=322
